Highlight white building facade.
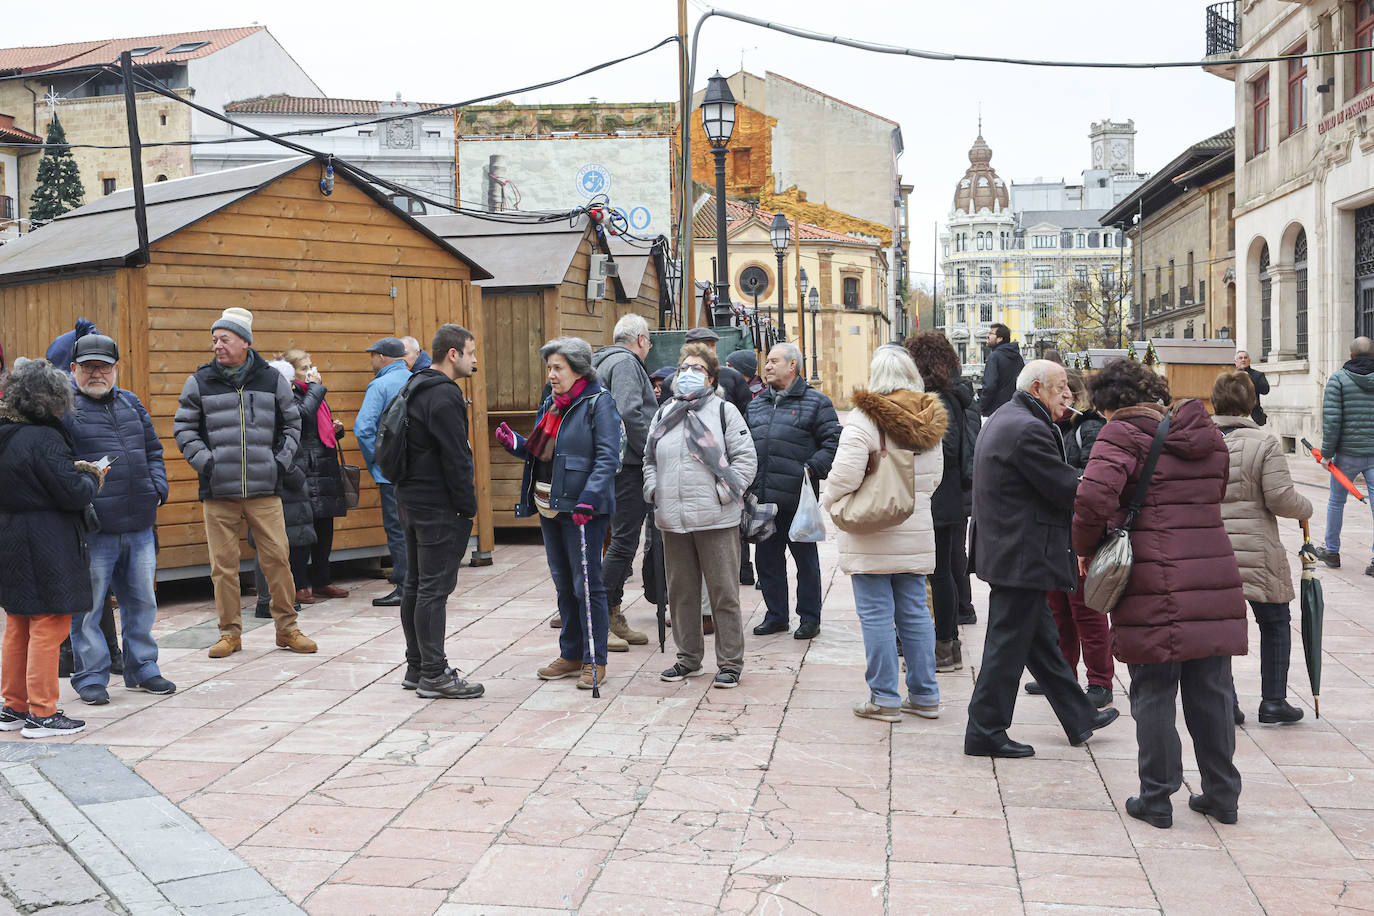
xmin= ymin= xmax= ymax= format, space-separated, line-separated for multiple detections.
xmin=1206 ymin=0 xmax=1374 ymax=449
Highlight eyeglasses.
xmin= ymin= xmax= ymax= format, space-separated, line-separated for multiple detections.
xmin=76 ymin=362 xmax=115 ymax=374
xmin=677 ymin=364 xmax=707 ymax=374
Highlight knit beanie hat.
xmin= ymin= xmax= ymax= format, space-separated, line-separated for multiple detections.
xmin=212 ymin=307 xmax=254 ymax=343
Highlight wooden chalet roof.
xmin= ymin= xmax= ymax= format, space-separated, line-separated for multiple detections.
xmin=0 ymin=158 xmax=492 ymax=284
xmin=0 ymin=28 xmax=265 ymax=75
xmin=418 ymin=213 xmax=590 ymax=289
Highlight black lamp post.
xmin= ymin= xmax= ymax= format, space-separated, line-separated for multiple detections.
xmin=799 ymin=268 xmax=809 ymax=370
xmin=808 ymin=287 xmax=821 ymax=380
xmin=770 ymin=211 xmax=791 ymax=340
xmin=702 ymin=72 xmax=737 ymax=327
xmin=664 ymin=255 xmax=680 ymax=329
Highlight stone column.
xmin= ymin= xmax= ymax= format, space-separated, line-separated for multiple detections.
xmin=1270 ymin=264 xmax=1297 ymax=360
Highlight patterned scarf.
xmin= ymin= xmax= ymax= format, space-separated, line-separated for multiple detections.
xmin=648 ymin=386 xmax=745 ymax=503
xmin=526 ymin=377 xmax=589 ymax=462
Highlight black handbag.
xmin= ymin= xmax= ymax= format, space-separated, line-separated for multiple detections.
xmin=1083 ymin=412 xmax=1171 ymax=614
xmin=337 ymin=444 xmax=361 ymax=510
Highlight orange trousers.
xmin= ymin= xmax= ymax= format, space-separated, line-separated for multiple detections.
xmin=1 ymin=613 xmax=72 ymax=718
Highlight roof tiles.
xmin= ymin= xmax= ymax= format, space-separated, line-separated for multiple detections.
xmin=0 ymin=28 xmax=263 ymax=74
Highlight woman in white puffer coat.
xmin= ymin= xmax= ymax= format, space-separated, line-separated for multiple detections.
xmin=821 ymin=344 xmax=947 ymax=723
xmin=644 ymin=343 xmax=757 ymax=689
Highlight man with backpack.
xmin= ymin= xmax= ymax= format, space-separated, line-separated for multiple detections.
xmin=381 ymin=324 xmax=484 ymax=699
xmin=354 ymin=337 xmax=410 ymax=606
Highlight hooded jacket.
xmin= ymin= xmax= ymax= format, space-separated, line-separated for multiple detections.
xmin=173 ymin=350 xmax=301 ymax=502
xmin=1213 ymin=414 xmax=1312 ymax=604
xmin=0 ymin=409 xmax=101 ymax=616
xmin=746 ymin=376 xmax=842 ymax=513
xmin=822 ymin=389 xmax=947 ymax=575
xmin=931 ymin=379 xmax=979 ymax=527
xmin=292 ymin=381 xmax=347 ymax=520
xmin=643 ymin=388 xmax=757 ymax=534
xmin=591 ymin=344 xmax=656 ymax=466
xmin=395 ymin=368 xmax=477 ymax=518
xmin=1072 ymin=399 xmax=1246 ymax=665
xmin=979 ymin=339 xmax=1024 ymax=417
xmin=1321 ymin=355 xmax=1374 ymax=458
xmin=65 ymin=384 xmax=167 ymax=534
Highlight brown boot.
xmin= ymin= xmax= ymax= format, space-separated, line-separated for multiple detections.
xmin=577 ymin=663 xmax=607 ymax=690
xmin=951 ymin=637 xmax=963 ymax=670
xmin=549 ymin=613 xmax=561 ymax=629
xmin=609 ymin=606 xmax=647 ymax=645
xmin=935 ymin=640 xmax=957 ymax=673
xmin=606 ymin=629 xmax=628 ymax=653
xmin=276 ymin=630 xmax=318 ymax=654
xmin=537 ymin=657 xmax=581 ymax=680
xmin=207 ymin=635 xmax=241 ymax=658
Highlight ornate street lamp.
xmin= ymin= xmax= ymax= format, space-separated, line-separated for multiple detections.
xmin=770 ymin=211 xmax=791 ymax=340
xmin=799 ymin=268 xmax=809 ymax=370
xmin=808 ymin=287 xmax=821 ymax=380
xmin=702 ymin=72 xmax=737 ymax=327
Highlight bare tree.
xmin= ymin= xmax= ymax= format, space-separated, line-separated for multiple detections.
xmin=1053 ymin=268 xmax=1131 ymax=351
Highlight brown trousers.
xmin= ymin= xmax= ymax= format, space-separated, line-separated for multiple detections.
xmin=203 ymin=496 xmax=298 ymax=639
xmin=2 ymin=613 xmax=72 ymax=718
xmin=662 ymin=526 xmax=745 ymax=673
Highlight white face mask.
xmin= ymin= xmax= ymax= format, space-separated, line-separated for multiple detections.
xmin=675 ymin=369 xmax=708 ymax=396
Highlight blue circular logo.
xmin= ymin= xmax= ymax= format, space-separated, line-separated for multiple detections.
xmin=576 ymin=163 xmax=610 ymax=198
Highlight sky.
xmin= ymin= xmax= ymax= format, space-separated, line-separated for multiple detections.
xmin=9 ymin=1 xmax=1237 ymax=283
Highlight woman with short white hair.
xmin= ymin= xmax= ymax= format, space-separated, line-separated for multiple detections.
xmin=821 ymin=344 xmax=948 ymax=721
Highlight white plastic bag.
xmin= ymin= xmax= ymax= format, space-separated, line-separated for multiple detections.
xmin=788 ymin=467 xmax=827 ymax=543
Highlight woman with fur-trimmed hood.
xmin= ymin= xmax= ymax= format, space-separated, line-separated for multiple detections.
xmin=821 ymin=344 xmax=947 ymax=723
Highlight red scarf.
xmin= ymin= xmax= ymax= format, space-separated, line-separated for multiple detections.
xmin=526 ymin=377 xmax=588 ymax=462
xmin=295 ymin=380 xmax=338 ymax=449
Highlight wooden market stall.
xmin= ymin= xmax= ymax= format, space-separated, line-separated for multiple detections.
xmin=418 ymin=212 xmax=665 ymax=527
xmin=0 ymin=157 xmax=494 ymax=578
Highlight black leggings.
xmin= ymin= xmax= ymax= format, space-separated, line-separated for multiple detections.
xmin=930 ymin=525 xmax=960 ymax=643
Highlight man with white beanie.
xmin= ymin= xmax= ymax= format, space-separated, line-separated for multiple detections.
xmin=173 ymin=308 xmax=318 ymax=657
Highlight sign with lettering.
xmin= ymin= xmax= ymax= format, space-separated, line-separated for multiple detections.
xmin=1318 ymin=89 xmax=1374 ymax=134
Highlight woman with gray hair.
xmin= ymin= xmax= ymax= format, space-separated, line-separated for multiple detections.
xmin=496 ymin=337 xmax=624 ymax=691
xmin=0 ymin=359 xmax=104 ymax=738
xmin=820 ymin=344 xmax=948 ymax=721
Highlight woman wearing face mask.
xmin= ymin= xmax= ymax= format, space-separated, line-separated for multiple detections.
xmin=644 ymin=343 xmax=757 ymax=688
xmin=496 ymin=338 xmax=622 ymax=692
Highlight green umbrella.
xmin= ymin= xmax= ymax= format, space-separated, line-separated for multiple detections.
xmin=1299 ymin=520 xmax=1325 ymax=718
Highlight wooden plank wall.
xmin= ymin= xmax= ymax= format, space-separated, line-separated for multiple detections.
xmin=145 ymin=169 xmax=485 ymax=571
xmin=480 ymin=288 xmax=546 ymax=528
xmin=0 ymin=273 xmax=121 ymax=371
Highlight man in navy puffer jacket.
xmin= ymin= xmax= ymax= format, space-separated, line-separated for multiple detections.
xmin=64 ymin=335 xmax=175 ymax=705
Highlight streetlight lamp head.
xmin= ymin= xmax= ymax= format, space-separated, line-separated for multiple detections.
xmin=701 ymin=72 xmax=737 ymax=149
xmin=769 ymin=211 xmax=791 ymax=253
xmin=799 ymin=268 xmax=809 ymax=300
xmin=808 ymin=287 xmax=820 ymax=310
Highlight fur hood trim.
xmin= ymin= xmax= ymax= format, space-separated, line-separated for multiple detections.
xmin=851 ymin=388 xmax=947 ymax=451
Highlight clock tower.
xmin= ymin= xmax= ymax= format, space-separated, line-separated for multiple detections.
xmin=1089 ymin=119 xmax=1136 ymax=175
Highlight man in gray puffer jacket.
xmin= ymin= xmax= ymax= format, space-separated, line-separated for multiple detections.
xmin=174 ymin=308 xmax=317 ymax=658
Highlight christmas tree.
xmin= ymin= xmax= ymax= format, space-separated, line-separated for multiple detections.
xmin=1126 ymin=340 xmax=1139 ymax=361
xmin=1144 ymin=341 xmax=1159 ymax=366
xmin=29 ymin=115 xmax=84 ymax=225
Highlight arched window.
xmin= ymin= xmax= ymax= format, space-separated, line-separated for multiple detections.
xmin=1295 ymin=229 xmax=1308 ymax=358
xmin=1259 ymin=242 xmax=1272 ymax=357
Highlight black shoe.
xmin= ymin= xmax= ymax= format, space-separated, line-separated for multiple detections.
xmin=108 ymin=650 xmax=123 ymax=677
xmin=957 ymin=609 xmax=977 ymax=626
xmin=22 ymin=710 xmax=86 ymax=739
xmin=128 ymin=676 xmax=176 ymax=695
xmin=372 ymin=586 xmax=403 ymax=607
xmin=77 ymin=685 xmax=109 ymax=706
xmin=1024 ymin=681 xmax=1045 ymax=696
xmin=1234 ymin=704 xmax=1245 ymax=725
xmin=753 ymin=620 xmax=789 ymax=636
xmin=255 ymin=601 xmax=272 ymax=619
xmin=1315 ymin=547 xmax=1340 ymax=569
xmin=659 ymin=663 xmax=703 ymax=683
xmin=1085 ymin=685 xmax=1113 ymax=708
xmin=402 ymin=666 xmax=420 ymax=690
xmin=415 ymin=669 xmax=484 ymax=699
xmin=740 ymin=563 xmax=755 ymax=586
xmin=1126 ymin=796 xmax=1172 ymax=829
xmin=793 ymin=622 xmax=820 ymax=640
xmin=964 ymin=737 xmax=1035 ymax=758
xmin=1188 ymin=793 xmax=1238 ymax=824
xmin=1258 ymin=698 xmax=1304 ymax=724
xmin=1070 ymin=707 xmax=1120 ymax=746
xmin=1365 ymin=562 xmax=1374 ymax=578
xmin=713 ymin=669 xmax=741 ymax=689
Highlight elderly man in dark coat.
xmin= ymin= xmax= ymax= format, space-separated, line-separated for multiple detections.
xmin=964 ymin=359 xmax=1119 ymax=758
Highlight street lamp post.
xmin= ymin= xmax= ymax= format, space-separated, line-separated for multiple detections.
xmin=663 ymin=255 xmax=681 ymax=330
xmin=799 ymin=268 xmax=809 ymax=370
xmin=808 ymin=287 xmax=821 ymax=380
xmin=701 ymin=72 xmax=737 ymax=328
xmin=770 ymin=211 xmax=791 ymax=340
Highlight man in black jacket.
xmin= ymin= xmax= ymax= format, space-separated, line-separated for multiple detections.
xmin=395 ymin=324 xmax=484 ymax=700
xmin=1234 ymin=350 xmax=1269 ymax=426
xmin=748 ymin=342 xmax=841 ymax=640
xmin=978 ymin=324 xmax=1024 ymax=417
xmin=964 ymin=360 xmax=1118 ymax=758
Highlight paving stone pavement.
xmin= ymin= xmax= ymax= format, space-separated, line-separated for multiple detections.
xmin=0 ymin=456 xmax=1370 ymax=914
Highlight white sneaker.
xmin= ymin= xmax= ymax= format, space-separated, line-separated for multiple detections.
xmin=901 ymin=699 xmax=940 ymax=719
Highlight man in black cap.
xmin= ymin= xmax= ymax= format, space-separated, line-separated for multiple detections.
xmin=65 ymin=335 xmax=176 ymax=703
xmin=354 ymin=337 xmax=411 ymax=606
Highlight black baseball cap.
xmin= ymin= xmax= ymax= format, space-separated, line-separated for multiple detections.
xmin=73 ymin=334 xmax=119 ymax=364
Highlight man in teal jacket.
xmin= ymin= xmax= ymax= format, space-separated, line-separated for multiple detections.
xmin=1318 ymin=336 xmax=1374 ymax=577
xmin=354 ymin=338 xmax=411 ymax=605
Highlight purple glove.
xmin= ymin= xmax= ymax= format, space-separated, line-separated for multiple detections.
xmin=495 ymin=422 xmax=516 ymax=451
xmin=572 ymin=503 xmax=595 ymax=526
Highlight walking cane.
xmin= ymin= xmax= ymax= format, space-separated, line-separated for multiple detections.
xmin=577 ymin=522 xmax=601 ymax=698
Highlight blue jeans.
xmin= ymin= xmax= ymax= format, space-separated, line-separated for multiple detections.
xmin=71 ymin=528 xmax=162 ymax=691
xmin=851 ymin=573 xmax=939 ymax=707
xmin=378 ymin=482 xmax=407 ymax=585
xmin=1325 ymin=453 xmax=1374 ymax=562
xmin=541 ymin=514 xmax=610 ymax=665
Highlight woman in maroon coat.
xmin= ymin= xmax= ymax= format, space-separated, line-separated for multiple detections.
xmin=1072 ymin=359 xmax=1246 ymax=830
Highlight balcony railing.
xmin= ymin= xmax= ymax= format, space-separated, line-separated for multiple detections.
xmin=1206 ymin=1 xmax=1239 ymax=56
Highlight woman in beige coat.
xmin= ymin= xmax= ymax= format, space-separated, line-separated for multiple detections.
xmin=821 ymin=345 xmax=947 ymax=722
xmin=1212 ymin=371 xmax=1313 ymax=724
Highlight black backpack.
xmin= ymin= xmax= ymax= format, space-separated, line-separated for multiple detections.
xmin=374 ymin=376 xmax=421 ymax=482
